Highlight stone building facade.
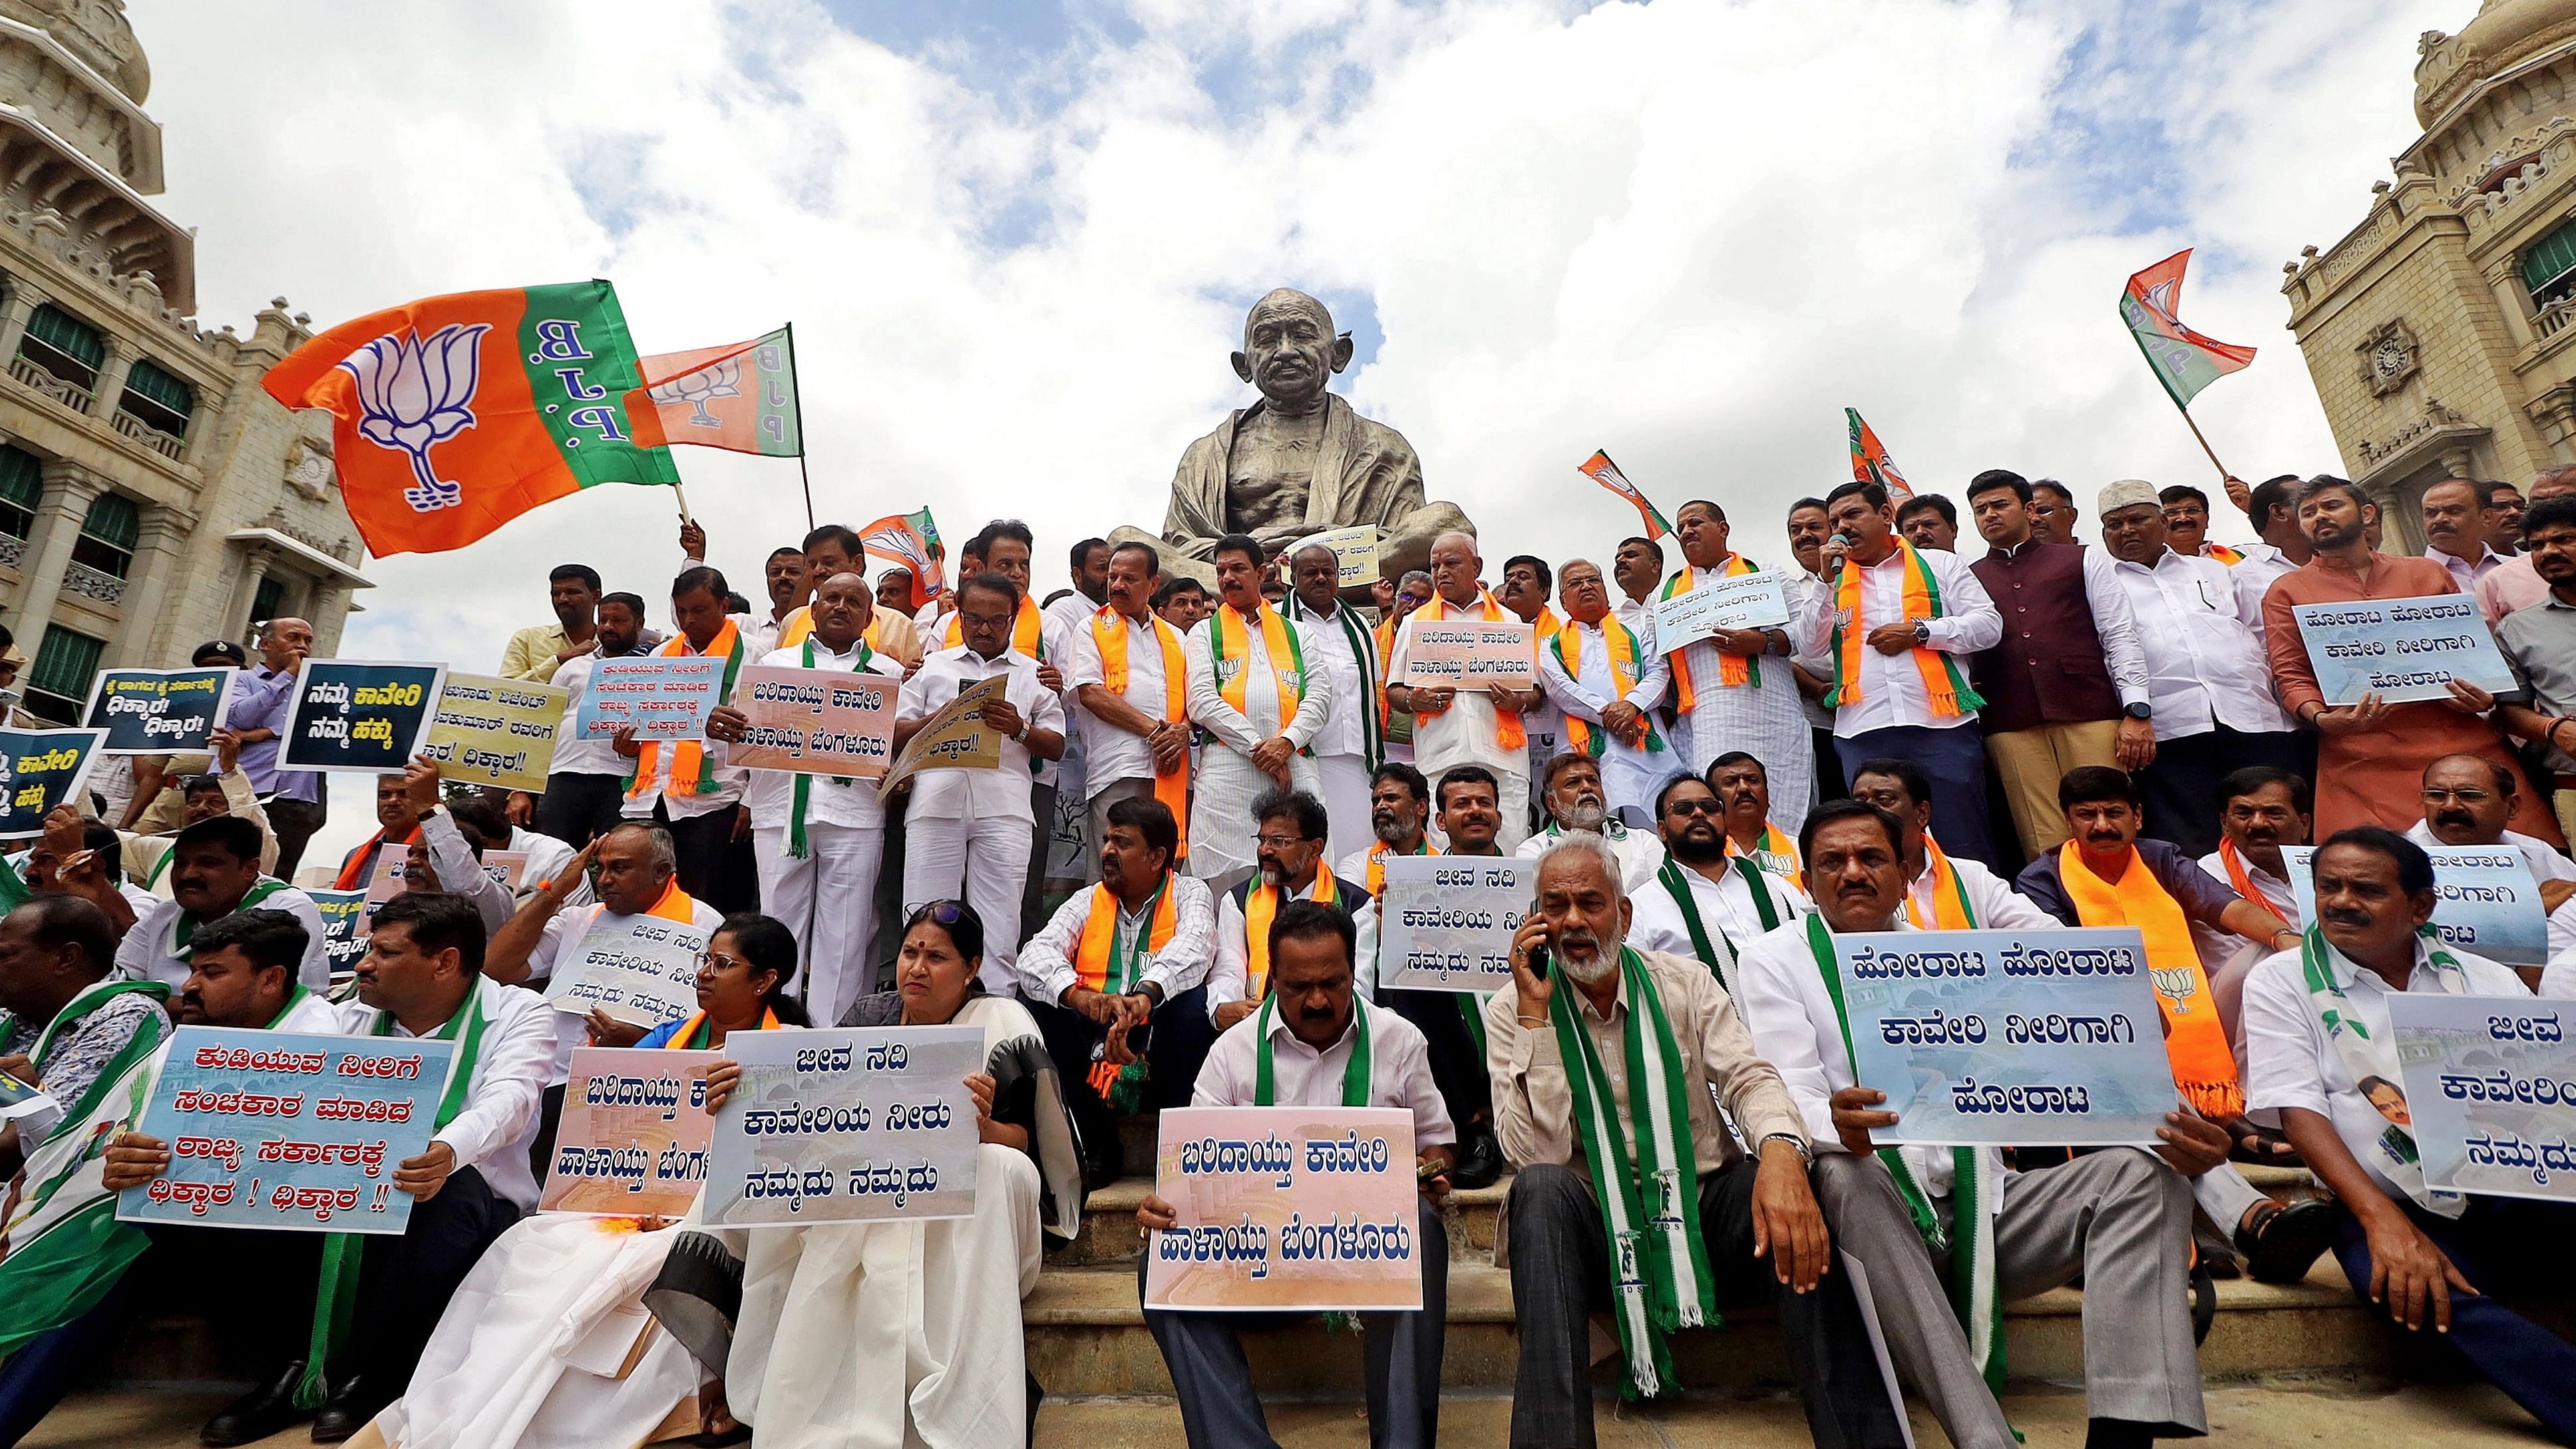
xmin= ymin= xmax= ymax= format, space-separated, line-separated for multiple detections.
xmin=0 ymin=0 xmax=363 ymax=724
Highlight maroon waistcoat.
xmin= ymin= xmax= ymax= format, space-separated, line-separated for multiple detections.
xmin=1967 ymin=540 xmax=2119 ymax=732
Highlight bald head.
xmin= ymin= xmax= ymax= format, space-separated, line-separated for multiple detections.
xmin=258 ymin=616 xmax=313 ymax=674
xmin=1427 ymin=530 xmax=1483 ymax=606
xmin=1235 ymin=288 xmax=1350 ymax=408
xmin=1248 ymin=288 xmax=1333 ymax=337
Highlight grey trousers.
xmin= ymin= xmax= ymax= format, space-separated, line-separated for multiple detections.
xmin=1505 ymin=1160 xmax=1904 ymax=1449
xmin=1139 ymin=1195 xmax=1448 ymax=1449
xmin=1811 ymin=1147 xmax=2207 ymax=1441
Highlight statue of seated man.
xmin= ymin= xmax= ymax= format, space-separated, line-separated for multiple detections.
xmin=1111 ymin=288 xmax=1471 ymax=588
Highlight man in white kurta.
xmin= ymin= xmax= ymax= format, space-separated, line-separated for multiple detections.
xmin=1844 ymin=757 xmax=2060 ymax=931
xmin=709 ymin=572 xmax=906 ymax=1024
xmin=900 ymin=576 xmax=1068 ymax=994
xmin=1538 ymin=558 xmax=1674 ymax=820
xmin=1628 ymin=773 xmax=1805 ymax=981
xmin=112 ymin=815 xmax=333 ymax=990
xmin=1070 ymin=542 xmax=1195 ymax=878
xmin=1287 ymin=541 xmax=1383 ymax=868
xmin=1386 ymin=532 xmax=1542 ymax=851
xmin=1185 ymin=536 xmax=1332 ymax=890
xmin=1660 ymin=500 xmax=1815 ymax=831
xmin=1514 ymin=751 xmax=1665 ymax=894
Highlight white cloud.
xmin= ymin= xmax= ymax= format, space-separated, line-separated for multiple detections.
xmin=123 ymin=0 xmax=2456 ymax=859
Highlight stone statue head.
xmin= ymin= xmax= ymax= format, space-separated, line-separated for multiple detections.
xmin=1232 ymin=288 xmax=1353 ymax=408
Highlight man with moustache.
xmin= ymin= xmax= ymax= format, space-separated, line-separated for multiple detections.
xmin=392 ymin=755 xmax=515 ymax=934
xmin=2480 ymin=494 xmax=2576 ymax=838
xmin=1611 ymin=535 xmax=1665 ymax=636
xmin=2028 ymin=478 xmax=2079 ymax=545
xmin=1783 ymin=496 xmax=1846 ymax=804
xmin=500 ymin=564 xmax=608 ymax=683
xmin=1339 ymin=761 xmax=1437 ymax=898
xmin=1654 ymin=500 xmax=1815 ymax=827
xmin=1628 ymin=773 xmax=1805 ymax=982
xmin=225 ymin=615 xmax=327 ymax=878
xmin=1135 ymin=899 xmax=1455 ymax=1448
xmin=1288 ymin=540 xmax=1387 ymax=866
xmin=1537 ymin=558 xmax=1672 ymax=819
xmin=2476 ymin=469 xmax=2576 ymax=624
xmin=707 ymin=570 xmax=908 ymax=1020
xmin=743 ymin=546 xmax=812 ymax=658
xmin=2198 ymin=766 xmax=2312 ymax=930
xmin=1515 ymin=751 xmax=1663 ymax=891
xmin=1387 ymin=532 xmax=1541 ymax=850
xmin=1729 ymin=801 xmax=2219 ymax=1449
xmin=1206 ymin=788 xmax=1360 ymax=1030
xmin=1488 ymin=830 xmax=1901 ymax=1448
xmin=2421 ymin=477 xmax=2508 ymax=592
xmin=1845 ymin=757 xmax=2058 ymax=931
xmin=528 ymin=591 xmax=651 ymax=848
xmin=1072 ymin=541 xmax=1196 ymax=877
xmin=1708 ymin=750 xmax=1805 ymax=891
xmin=1186 ymin=533 xmax=1333 ymax=888
xmin=1895 ymin=493 xmax=1960 ymax=552
xmin=2405 ymin=753 xmax=2576 ymax=908
xmin=103 ymin=814 xmax=331 ymax=990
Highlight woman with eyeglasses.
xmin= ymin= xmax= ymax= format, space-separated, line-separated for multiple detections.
xmin=369 ymin=913 xmax=807 ymax=1449
xmin=651 ymin=900 xmax=1085 ymax=1448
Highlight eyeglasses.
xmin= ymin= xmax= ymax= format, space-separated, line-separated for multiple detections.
xmin=1662 ymin=798 xmax=1724 ymax=817
xmin=695 ymin=950 xmax=749 ymax=973
xmin=1255 ymin=833 xmax=1316 ymax=851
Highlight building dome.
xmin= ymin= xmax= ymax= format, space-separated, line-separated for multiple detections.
xmin=2416 ymin=0 xmax=2576 ymax=127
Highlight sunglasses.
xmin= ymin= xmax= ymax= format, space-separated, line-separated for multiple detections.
xmin=1662 ymin=797 xmax=1724 ymax=817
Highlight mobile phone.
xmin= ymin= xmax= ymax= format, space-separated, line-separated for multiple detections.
xmin=1416 ymin=1157 xmax=1447 ymax=1181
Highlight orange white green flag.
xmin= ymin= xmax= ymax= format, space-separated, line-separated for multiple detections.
xmin=1576 ymin=450 xmax=1673 ymax=540
xmin=261 ymin=280 xmax=679 ymax=558
xmin=623 ymin=326 xmax=803 ymax=456
xmin=2120 ymin=248 xmax=2255 ymax=409
xmin=859 ymin=508 xmax=946 ymax=612
xmin=1846 ymin=408 xmax=1913 ymax=499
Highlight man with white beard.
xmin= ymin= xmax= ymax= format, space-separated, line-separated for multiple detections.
xmin=1514 ymin=751 xmax=1662 ymax=893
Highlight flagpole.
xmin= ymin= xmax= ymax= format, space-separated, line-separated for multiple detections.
xmin=2177 ymin=404 xmax=2231 ymax=484
xmin=673 ymin=482 xmax=695 ymax=526
xmin=785 ymin=321 xmax=815 ymax=532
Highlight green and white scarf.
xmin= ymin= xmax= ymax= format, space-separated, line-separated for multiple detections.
xmin=1803 ymin=915 xmax=2005 ymax=1392
xmin=1252 ymin=995 xmax=1372 ymax=1106
xmin=785 ymin=635 xmax=874 ymax=860
xmin=2301 ymin=924 xmax=2470 ymax=1217
xmin=172 ymin=878 xmax=291 ymax=954
xmin=1652 ymin=857 xmax=1781 ymax=989
xmin=1306 ymin=600 xmax=1384 ymax=771
xmin=1551 ymin=947 xmax=1718 ymax=1398
xmin=301 ymin=984 xmax=488 ymax=1407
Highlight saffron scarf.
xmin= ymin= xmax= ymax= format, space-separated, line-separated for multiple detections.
xmin=671 ymin=1005 xmax=783 ymax=1050
xmin=1650 ymin=856 xmax=1779 ymax=988
xmin=1094 ymin=606 xmax=1191 ymax=851
xmin=1072 ymin=876 xmax=1178 ymax=993
xmin=1207 ymin=601 xmax=1306 ymax=735
xmin=2301 ymin=925 xmax=2470 ymax=1216
xmin=303 ymin=986 xmax=487 ymax=1407
xmin=1410 ymin=588 xmax=1527 ymax=750
xmin=2203 ymin=542 xmax=2245 ymax=566
xmin=1549 ymin=947 xmax=1718 ymax=1398
xmin=1660 ymin=554 xmax=1764 ymax=706
xmin=1827 ymin=540 xmax=1983 ymax=717
xmin=1725 ymin=823 xmax=1799 ymax=879
xmin=1364 ymin=837 xmax=1437 ymax=898
xmin=1903 ymin=835 xmax=1978 ymax=930
xmin=942 ymin=592 xmax=1044 ymax=658
xmin=1253 ymin=994 xmax=1371 ymax=1106
xmin=629 ymin=617 xmax=747 ymax=799
xmin=2219 ymin=838 xmax=2291 ymax=926
xmin=333 ymin=827 xmax=419 ymax=891
xmin=1241 ymin=872 xmax=1340 ymax=1000
xmin=2054 ymin=841 xmax=2243 ymax=1118
xmin=1803 ymin=915 xmax=2005 ymax=1392
xmin=1551 ymin=619 xmax=1666 ymax=758
xmin=784 ymin=636 xmax=876 ymax=860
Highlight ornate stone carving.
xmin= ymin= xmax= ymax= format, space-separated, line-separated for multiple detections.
xmin=60 ymin=559 xmax=122 ymax=605
xmin=283 ymin=439 xmax=335 ymax=501
xmin=2358 ymin=318 xmax=2420 ymax=398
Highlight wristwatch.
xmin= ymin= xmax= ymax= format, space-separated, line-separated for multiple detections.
xmin=1911 ymin=620 xmax=1931 ymax=646
xmin=1758 ymin=1132 xmax=1812 ymax=1167
xmin=2123 ymin=702 xmax=2153 ymax=720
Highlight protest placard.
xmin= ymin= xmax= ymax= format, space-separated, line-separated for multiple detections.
xmin=1401 ymin=617 xmax=1535 ymax=691
xmin=0 ymin=727 xmax=104 ymax=837
xmin=118 ymin=1026 xmax=453 ymax=1234
xmin=422 ymin=672 xmax=566 ymax=793
xmin=2391 ymin=994 xmax=2576 ymax=1203
xmin=879 ymin=675 xmax=1003 ymax=799
xmin=702 ymin=1026 xmax=983 ymax=1227
xmin=2289 ymin=594 xmax=2516 ymax=705
xmin=572 ymin=656 xmax=724 ymax=744
xmin=277 ymin=660 xmax=446 ymax=774
xmin=727 ymin=664 xmax=896 ymax=779
xmin=1297 ymin=525 xmax=1380 ymax=588
xmin=0 ymin=1066 xmax=51 ymax=1124
xmin=1143 ymin=1105 xmax=1422 ymax=1312
xmin=1650 ymin=570 xmax=1793 ymax=652
xmin=542 ymin=911 xmax=713 ymax=1028
xmin=307 ymin=889 xmax=369 ymax=973
xmin=1835 ymin=928 xmax=2175 ymax=1147
xmin=543 ymin=1046 xmax=725 ymax=1216
xmin=1375 ymin=855 xmax=1528 ymax=993
xmin=2286 ymin=845 xmax=2547 ymax=965
xmin=367 ymin=849 xmax=529 ymax=911
xmin=81 ymin=668 xmax=237 ymax=755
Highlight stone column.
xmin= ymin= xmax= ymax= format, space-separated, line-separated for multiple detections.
xmin=89 ymin=337 xmax=136 ymax=420
xmin=104 ymin=503 xmax=189 ymax=666
xmin=7 ymin=463 xmax=106 ymax=644
xmin=222 ymin=550 xmax=272 ymax=647
xmin=0 ymin=282 xmax=47 ymax=371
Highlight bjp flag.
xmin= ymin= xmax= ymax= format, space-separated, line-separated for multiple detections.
xmin=624 ymin=325 xmax=803 ymax=456
xmin=262 ymin=280 xmax=680 ymax=558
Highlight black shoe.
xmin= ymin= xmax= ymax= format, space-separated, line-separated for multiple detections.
xmin=199 ymin=1360 xmax=310 ymax=1446
xmin=2189 ymin=1259 xmax=2217 ymax=1345
xmin=1449 ymin=1125 xmax=1503 ymax=1191
xmin=2237 ymin=1196 xmax=2338 ymax=1285
xmin=309 ymin=1375 xmax=387 ymax=1444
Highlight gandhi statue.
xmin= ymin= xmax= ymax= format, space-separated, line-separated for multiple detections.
xmin=1109 ymin=288 xmax=1471 ymax=588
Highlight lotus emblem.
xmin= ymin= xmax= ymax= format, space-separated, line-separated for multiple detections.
xmin=338 ymin=323 xmax=491 ymax=513
xmin=649 ymin=357 xmax=741 ymax=429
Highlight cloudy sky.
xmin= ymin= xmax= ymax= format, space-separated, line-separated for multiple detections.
xmin=124 ymin=0 xmax=2458 ymax=854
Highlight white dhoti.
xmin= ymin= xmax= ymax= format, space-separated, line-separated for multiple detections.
xmin=730 ymin=1143 xmax=1045 ymax=1449
xmin=1676 ymin=642 xmax=1814 ymax=832
xmin=754 ymin=822 xmax=884 ymax=1026
xmin=1187 ymin=745 xmax=1321 ymax=887
xmin=367 ymin=1215 xmax=703 ymax=1449
xmin=904 ymin=815 xmax=1035 ymax=995
xmin=1314 ymin=751 xmax=1372 ymax=870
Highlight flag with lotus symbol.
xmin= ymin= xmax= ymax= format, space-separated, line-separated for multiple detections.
xmin=1577 ymin=450 xmax=1673 ymax=540
xmin=859 ymin=509 xmax=945 ymax=612
xmin=2121 ymin=248 xmax=2255 ymax=409
xmin=261 ymin=280 xmax=680 ymax=558
xmin=1846 ymin=408 xmax=1913 ymax=499
xmin=624 ymin=326 xmax=803 ymax=456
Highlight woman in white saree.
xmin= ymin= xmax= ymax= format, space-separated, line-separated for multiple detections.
xmin=358 ymin=913 xmax=810 ymax=1449
xmin=646 ymin=899 xmax=1085 ymax=1449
